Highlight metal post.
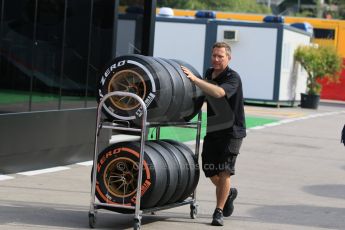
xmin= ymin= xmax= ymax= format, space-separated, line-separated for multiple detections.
xmin=192 ymin=111 xmax=202 ymax=202
xmin=58 ymin=0 xmax=68 ymax=110
xmin=141 ymin=0 xmax=156 ymax=56
xmin=156 ymin=127 xmax=160 ymax=140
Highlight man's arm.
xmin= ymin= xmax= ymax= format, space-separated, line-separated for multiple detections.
xmin=181 ymin=66 xmax=226 ymax=98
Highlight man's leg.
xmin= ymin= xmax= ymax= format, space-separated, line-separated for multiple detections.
xmin=210 ymin=171 xmax=231 ymax=210
xmin=210 ymin=172 xmax=230 ymax=226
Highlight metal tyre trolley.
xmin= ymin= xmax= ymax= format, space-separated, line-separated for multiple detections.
xmin=89 ymin=91 xmax=202 ymax=230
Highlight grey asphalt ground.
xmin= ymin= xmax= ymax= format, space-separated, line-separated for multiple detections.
xmin=1 ymin=102 xmax=345 ymax=230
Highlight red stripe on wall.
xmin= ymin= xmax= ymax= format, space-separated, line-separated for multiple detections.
xmin=320 ymin=59 xmax=345 ymax=101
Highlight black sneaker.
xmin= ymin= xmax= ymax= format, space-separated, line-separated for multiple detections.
xmin=211 ymin=208 xmax=224 ymax=226
xmin=223 ymin=188 xmax=238 ymax=217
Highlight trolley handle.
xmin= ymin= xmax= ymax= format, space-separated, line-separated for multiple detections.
xmin=97 ymin=91 xmax=148 ymax=129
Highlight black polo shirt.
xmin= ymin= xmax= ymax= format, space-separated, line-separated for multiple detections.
xmin=204 ymin=66 xmax=246 ymax=138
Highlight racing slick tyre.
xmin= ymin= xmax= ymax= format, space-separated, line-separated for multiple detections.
xmin=97 ymin=54 xmax=172 ymax=126
xmin=97 ymin=54 xmax=205 ymax=125
xmin=164 ymin=139 xmax=200 ymax=201
xmin=154 ymin=140 xmax=190 ymax=204
xmin=95 ymin=141 xmax=168 ymax=212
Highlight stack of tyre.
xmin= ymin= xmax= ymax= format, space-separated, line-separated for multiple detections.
xmin=95 ymin=140 xmax=199 ymax=212
xmin=97 ymin=54 xmax=205 ymax=125
xmin=95 ymin=54 xmax=204 ymax=212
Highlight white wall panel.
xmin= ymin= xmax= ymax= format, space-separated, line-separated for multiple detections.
xmin=217 ymin=25 xmax=278 ymax=100
xmin=154 ymin=21 xmax=206 ymax=75
xmin=279 ymin=29 xmax=310 ymax=100
xmin=116 ymin=20 xmax=136 ymax=56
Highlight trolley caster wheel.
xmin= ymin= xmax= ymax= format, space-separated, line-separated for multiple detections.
xmin=88 ymin=212 xmax=97 ymax=228
xmin=190 ymin=203 xmax=198 ymax=219
xmin=133 ymin=218 xmax=141 ymax=230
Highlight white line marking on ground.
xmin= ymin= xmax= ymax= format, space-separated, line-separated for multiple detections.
xmin=184 ymin=110 xmax=345 ymax=146
xmin=76 ymin=161 xmax=94 ymax=166
xmin=250 ymin=126 xmax=266 ymax=130
xmin=17 ymin=166 xmax=70 ymax=176
xmin=249 ymin=110 xmax=345 ymax=131
xmin=263 ymin=123 xmax=280 ymax=127
xmin=0 ymin=175 xmax=14 ymax=181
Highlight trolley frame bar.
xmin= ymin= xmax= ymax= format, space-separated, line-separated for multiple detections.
xmin=89 ymin=91 xmax=202 ymax=229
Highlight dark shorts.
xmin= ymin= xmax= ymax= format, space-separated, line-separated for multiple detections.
xmin=201 ymin=135 xmax=243 ymax=178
